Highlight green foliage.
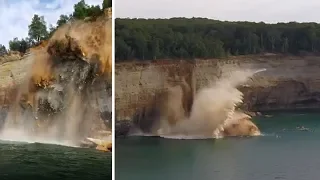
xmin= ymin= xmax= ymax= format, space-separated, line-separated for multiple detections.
xmin=87 ymin=5 xmax=103 ymax=17
xmin=6 ymin=0 xmax=106 ymax=54
xmin=57 ymin=14 xmax=71 ymax=27
xmin=73 ymin=0 xmax=88 ymax=19
xmin=48 ymin=14 xmax=73 ymax=37
xmin=73 ymin=0 xmax=103 ymax=20
xmin=9 ymin=38 xmax=31 ymax=53
xmin=48 ymin=24 xmax=56 ymax=37
xmin=103 ymin=0 xmax=112 ymax=9
xmin=0 ymin=45 xmax=7 ymax=56
xmin=115 ymin=18 xmax=320 ymax=61
xmin=28 ymin=14 xmax=49 ymax=44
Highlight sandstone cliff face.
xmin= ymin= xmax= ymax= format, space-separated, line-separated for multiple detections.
xmin=0 ymin=53 xmax=34 ymax=106
xmin=115 ymin=60 xmax=194 ymax=120
xmin=0 ymin=21 xmax=113 ymax=131
xmin=115 ymin=55 xmax=320 ymax=123
xmin=0 ymin=52 xmax=112 ymax=143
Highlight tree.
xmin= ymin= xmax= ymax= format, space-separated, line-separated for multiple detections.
xmin=28 ymin=14 xmax=48 ymax=44
xmin=115 ymin=18 xmax=320 ymax=61
xmin=9 ymin=38 xmax=20 ymax=52
xmin=87 ymin=5 xmax=103 ymax=17
xmin=134 ymin=32 xmax=147 ymax=60
xmin=19 ymin=38 xmax=31 ymax=53
xmin=48 ymin=24 xmax=56 ymax=37
xmin=103 ymin=0 xmax=112 ymax=9
xmin=0 ymin=45 xmax=7 ymax=56
xmin=3 ymin=1 xmax=107 ymax=54
xmin=9 ymin=38 xmax=30 ymax=53
xmin=281 ymin=37 xmax=289 ymax=53
xmin=57 ymin=14 xmax=70 ymax=27
xmin=151 ymin=39 xmax=160 ymax=60
xmin=73 ymin=0 xmax=90 ymax=19
xmin=267 ymin=29 xmax=280 ymax=52
xmin=72 ymin=0 xmax=103 ymax=19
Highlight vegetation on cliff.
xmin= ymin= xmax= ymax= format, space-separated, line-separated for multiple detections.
xmin=0 ymin=0 xmax=112 ymax=54
xmin=115 ymin=18 xmax=320 ymax=61
xmin=0 ymin=45 xmax=7 ymax=56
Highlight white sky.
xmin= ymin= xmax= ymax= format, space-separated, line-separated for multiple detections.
xmin=115 ymin=0 xmax=320 ymax=23
xmin=0 ymin=0 xmax=101 ymax=48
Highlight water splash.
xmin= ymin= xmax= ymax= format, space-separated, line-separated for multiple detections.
xmin=135 ymin=68 xmax=266 ymax=139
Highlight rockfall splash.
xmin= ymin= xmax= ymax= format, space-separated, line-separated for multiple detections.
xmin=115 ymin=55 xmax=320 ymax=137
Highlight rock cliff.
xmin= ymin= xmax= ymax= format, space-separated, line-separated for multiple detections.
xmin=115 ymin=55 xmax=320 ymax=135
xmin=0 ymin=9 xmax=112 ymax=146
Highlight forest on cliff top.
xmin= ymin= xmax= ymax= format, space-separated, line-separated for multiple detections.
xmin=115 ymin=18 xmax=320 ymax=61
xmin=0 ymin=0 xmax=112 ymax=56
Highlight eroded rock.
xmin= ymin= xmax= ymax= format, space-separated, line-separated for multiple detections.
xmin=222 ymin=118 xmax=261 ymax=137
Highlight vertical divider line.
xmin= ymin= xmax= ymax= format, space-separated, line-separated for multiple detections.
xmin=111 ymin=2 xmax=115 ymax=180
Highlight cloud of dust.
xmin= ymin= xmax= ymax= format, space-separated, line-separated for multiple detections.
xmin=137 ymin=68 xmax=266 ymax=139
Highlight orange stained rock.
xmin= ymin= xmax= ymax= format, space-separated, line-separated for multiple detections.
xmin=95 ymin=142 xmax=112 ymax=152
xmin=44 ymin=15 xmax=112 ymax=76
xmin=19 ymin=10 xmax=112 ymax=111
xmin=29 ymin=53 xmax=54 ymax=89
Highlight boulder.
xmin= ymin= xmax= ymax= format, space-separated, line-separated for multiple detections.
xmin=222 ymin=117 xmax=261 ymax=137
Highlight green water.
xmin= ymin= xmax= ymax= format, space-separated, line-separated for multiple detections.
xmin=0 ymin=142 xmax=111 ymax=180
xmin=116 ymin=113 xmax=320 ymax=180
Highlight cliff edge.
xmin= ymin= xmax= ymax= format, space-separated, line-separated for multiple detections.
xmin=115 ymin=55 xmax=320 ymax=134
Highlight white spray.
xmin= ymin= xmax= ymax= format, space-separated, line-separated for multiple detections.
xmin=157 ymin=68 xmax=266 ymax=139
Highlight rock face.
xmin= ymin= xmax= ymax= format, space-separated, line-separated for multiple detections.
xmin=221 ymin=118 xmax=261 ymax=137
xmin=0 ymin=53 xmax=34 ymax=104
xmin=115 ymin=60 xmax=195 ymax=121
xmin=0 ymin=11 xmax=112 ymax=145
xmin=115 ymin=55 xmax=320 ymax=135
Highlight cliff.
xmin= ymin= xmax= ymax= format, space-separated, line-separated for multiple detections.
xmin=0 ymin=8 xmax=113 ymax=134
xmin=0 ymin=52 xmax=33 ymax=105
xmin=115 ymin=55 xmax=320 ymax=124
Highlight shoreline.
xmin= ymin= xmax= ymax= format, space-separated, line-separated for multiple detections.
xmin=115 ymin=109 xmax=320 ymax=138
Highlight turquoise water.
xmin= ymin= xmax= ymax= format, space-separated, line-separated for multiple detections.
xmin=116 ymin=113 xmax=320 ymax=180
xmin=0 ymin=142 xmax=111 ymax=180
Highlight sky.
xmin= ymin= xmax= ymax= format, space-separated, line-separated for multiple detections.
xmin=115 ymin=0 xmax=320 ymax=23
xmin=0 ymin=0 xmax=101 ymax=48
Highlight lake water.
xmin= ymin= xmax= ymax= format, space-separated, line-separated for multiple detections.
xmin=116 ymin=112 xmax=320 ymax=180
xmin=0 ymin=142 xmax=111 ymax=180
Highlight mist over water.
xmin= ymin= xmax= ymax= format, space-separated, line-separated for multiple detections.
xmin=155 ymin=68 xmax=266 ymax=139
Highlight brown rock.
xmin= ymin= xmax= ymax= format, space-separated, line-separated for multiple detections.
xmin=222 ymin=118 xmax=261 ymax=137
